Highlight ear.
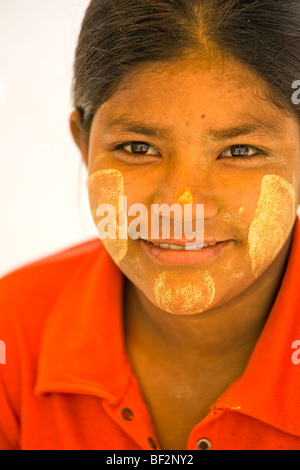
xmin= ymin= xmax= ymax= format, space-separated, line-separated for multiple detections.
xmin=69 ymin=109 xmax=89 ymax=166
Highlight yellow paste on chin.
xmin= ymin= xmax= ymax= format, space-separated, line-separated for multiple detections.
xmin=248 ymin=175 xmax=295 ymax=278
xmin=154 ymin=270 xmax=215 ymax=315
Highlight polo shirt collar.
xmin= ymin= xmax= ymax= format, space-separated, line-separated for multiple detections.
xmin=35 ymin=217 xmax=300 ymax=437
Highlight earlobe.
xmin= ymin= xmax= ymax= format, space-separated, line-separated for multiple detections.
xmin=69 ymin=109 xmax=89 ymax=166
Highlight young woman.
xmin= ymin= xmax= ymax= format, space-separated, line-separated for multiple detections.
xmin=1 ymin=0 xmax=300 ymax=450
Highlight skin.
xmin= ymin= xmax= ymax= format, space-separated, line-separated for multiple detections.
xmin=70 ymin=55 xmax=300 ymax=449
xmin=248 ymin=174 xmax=296 ymax=278
xmin=88 ymin=169 xmax=128 ymax=264
xmin=177 ymin=188 xmax=194 ymax=204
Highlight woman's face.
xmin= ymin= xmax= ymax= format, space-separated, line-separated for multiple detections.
xmin=85 ymin=57 xmax=300 ymax=315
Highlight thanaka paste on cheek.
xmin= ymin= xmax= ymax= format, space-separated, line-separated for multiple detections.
xmin=248 ymin=174 xmax=296 ymax=278
xmin=88 ymin=169 xmax=128 ymax=265
xmin=154 ymin=270 xmax=215 ymax=315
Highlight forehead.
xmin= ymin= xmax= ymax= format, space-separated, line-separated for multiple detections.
xmin=103 ymin=57 xmax=266 ymax=107
xmin=94 ymin=57 xmax=296 ymax=141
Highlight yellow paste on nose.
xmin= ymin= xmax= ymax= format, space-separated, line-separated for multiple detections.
xmin=154 ymin=270 xmax=215 ymax=315
xmin=177 ymin=188 xmax=194 ymax=205
xmin=248 ymin=175 xmax=295 ymax=278
xmin=88 ymin=169 xmax=128 ymax=265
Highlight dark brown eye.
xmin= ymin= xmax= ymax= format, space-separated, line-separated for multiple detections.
xmin=130 ymin=142 xmax=151 ymax=154
xmin=113 ymin=141 xmax=161 ymax=158
xmin=219 ymin=145 xmax=261 ymax=160
xmin=230 ymin=145 xmax=251 ymax=157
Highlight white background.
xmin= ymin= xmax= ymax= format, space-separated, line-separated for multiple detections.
xmin=0 ymin=0 xmax=96 ymax=278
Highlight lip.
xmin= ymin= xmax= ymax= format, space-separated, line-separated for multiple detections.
xmin=141 ymin=239 xmax=234 ymax=265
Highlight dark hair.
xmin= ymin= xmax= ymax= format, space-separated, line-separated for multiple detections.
xmin=72 ymin=0 xmax=300 ymax=133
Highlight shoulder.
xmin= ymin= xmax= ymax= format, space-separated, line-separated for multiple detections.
xmin=0 ymin=239 xmax=102 ymax=449
xmin=0 ymin=238 xmax=101 ymax=299
xmin=0 ymin=238 xmax=103 ymax=358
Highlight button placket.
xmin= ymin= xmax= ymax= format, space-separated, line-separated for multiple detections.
xmin=103 ymin=396 xmax=161 ymax=450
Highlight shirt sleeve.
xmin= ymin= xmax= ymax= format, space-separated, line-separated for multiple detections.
xmin=0 ymin=369 xmax=20 ymax=450
xmin=0 ymin=274 xmax=21 ymax=450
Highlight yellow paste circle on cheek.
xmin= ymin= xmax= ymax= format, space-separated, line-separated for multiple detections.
xmin=248 ymin=175 xmax=296 ymax=279
xmin=154 ymin=270 xmax=215 ymax=315
xmin=88 ymin=169 xmax=128 ymax=265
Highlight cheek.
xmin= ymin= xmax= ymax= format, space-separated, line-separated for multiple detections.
xmin=248 ymin=174 xmax=296 ymax=278
xmin=153 ymin=270 xmax=215 ymax=315
xmin=88 ymin=169 xmax=128 ymax=265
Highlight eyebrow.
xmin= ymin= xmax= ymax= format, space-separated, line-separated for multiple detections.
xmin=104 ymin=113 xmax=284 ymax=142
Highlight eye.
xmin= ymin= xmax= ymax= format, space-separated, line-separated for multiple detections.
xmin=112 ymin=142 xmax=267 ymax=163
xmin=219 ymin=145 xmax=263 ymax=160
xmin=113 ymin=141 xmax=160 ymax=159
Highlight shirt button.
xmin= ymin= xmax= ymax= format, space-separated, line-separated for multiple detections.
xmin=121 ymin=408 xmax=134 ymax=421
xmin=148 ymin=437 xmax=157 ymax=449
xmin=196 ymin=438 xmax=212 ymax=450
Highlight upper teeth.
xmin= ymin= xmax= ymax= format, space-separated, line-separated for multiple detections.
xmin=151 ymin=242 xmax=217 ymax=250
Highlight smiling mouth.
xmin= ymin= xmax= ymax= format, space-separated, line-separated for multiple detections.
xmin=140 ymin=238 xmax=233 ymax=265
xmin=141 ymin=238 xmax=227 ymax=251
xmin=143 ymin=241 xmax=218 ymax=251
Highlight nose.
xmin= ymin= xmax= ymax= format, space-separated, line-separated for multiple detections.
xmin=152 ymin=162 xmax=220 ymax=220
xmin=177 ymin=188 xmax=194 ymax=205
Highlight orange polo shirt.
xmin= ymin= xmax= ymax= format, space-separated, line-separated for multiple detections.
xmin=1 ymin=219 xmax=300 ymax=450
